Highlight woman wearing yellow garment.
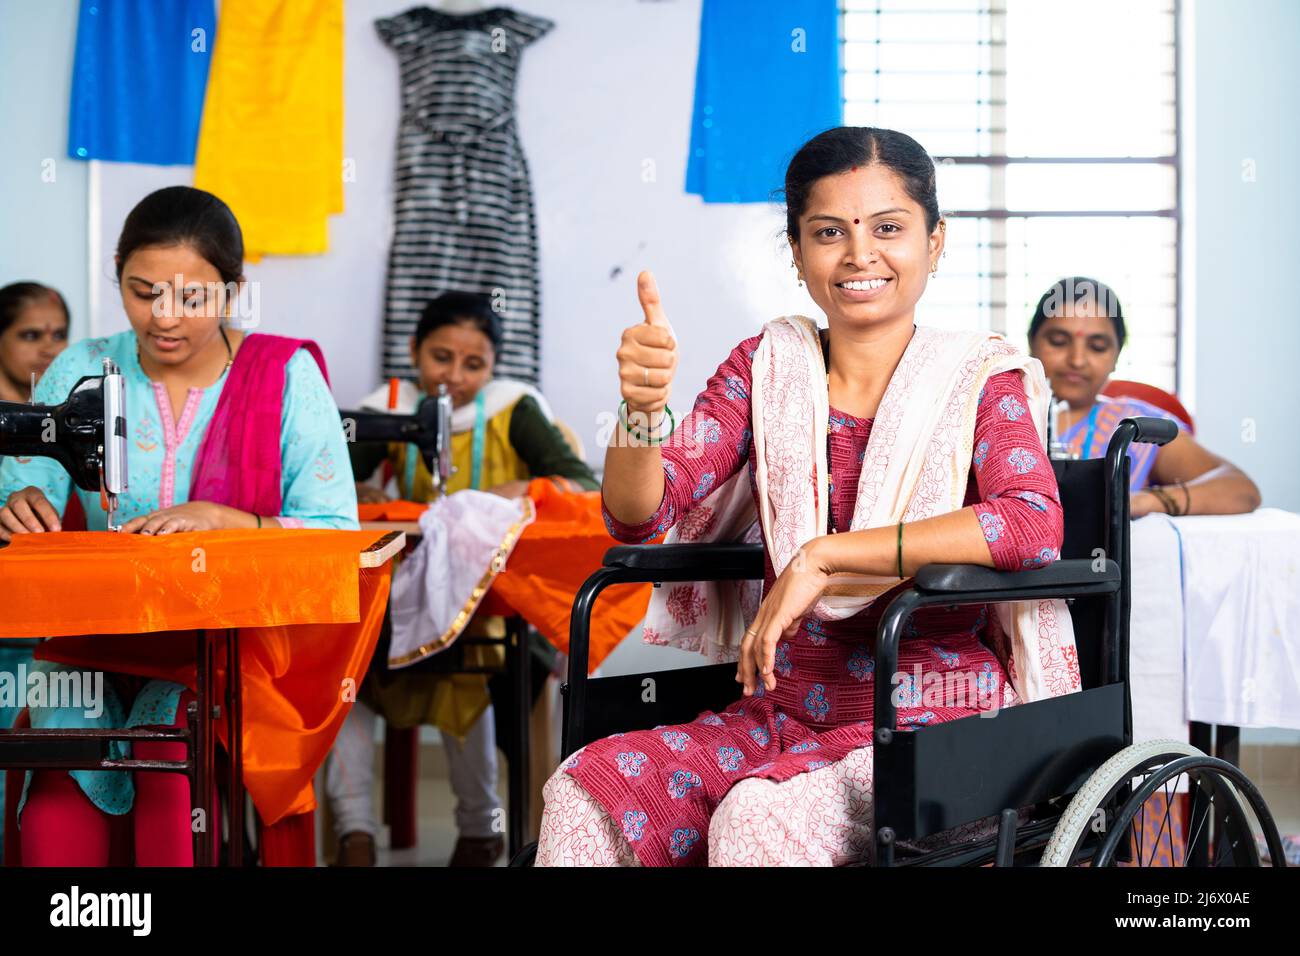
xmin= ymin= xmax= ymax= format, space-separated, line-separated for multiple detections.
xmin=326 ymin=292 xmax=596 ymax=866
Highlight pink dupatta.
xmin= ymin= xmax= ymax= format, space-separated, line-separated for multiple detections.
xmin=189 ymin=333 xmax=329 ymax=514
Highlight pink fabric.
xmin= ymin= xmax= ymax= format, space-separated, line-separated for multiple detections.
xmin=576 ymin=334 xmax=1064 ymax=866
xmin=541 ymin=738 xmax=1025 ymax=867
xmin=20 ymin=771 xmax=112 ymax=867
xmin=21 ymin=692 xmax=199 ymax=866
xmin=131 ymin=691 xmax=198 ymax=867
xmin=189 ymin=333 xmax=329 ymax=517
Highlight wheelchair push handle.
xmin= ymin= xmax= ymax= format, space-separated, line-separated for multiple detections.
xmin=1119 ymin=415 xmax=1179 ymax=449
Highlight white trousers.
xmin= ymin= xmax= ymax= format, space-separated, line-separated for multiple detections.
xmin=325 ymin=700 xmax=502 ymax=839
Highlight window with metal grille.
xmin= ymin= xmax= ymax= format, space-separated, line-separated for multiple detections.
xmin=841 ymin=0 xmax=1180 ymax=393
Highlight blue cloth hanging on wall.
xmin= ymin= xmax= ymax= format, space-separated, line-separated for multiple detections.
xmin=67 ymin=0 xmax=216 ymax=165
xmin=685 ymin=0 xmax=843 ymax=204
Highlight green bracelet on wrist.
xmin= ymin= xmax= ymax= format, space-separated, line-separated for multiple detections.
xmin=619 ymin=400 xmax=675 ymax=445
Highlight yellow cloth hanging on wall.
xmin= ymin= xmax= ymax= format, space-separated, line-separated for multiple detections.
xmin=193 ymin=0 xmax=343 ymax=259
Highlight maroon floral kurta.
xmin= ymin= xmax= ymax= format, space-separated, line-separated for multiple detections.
xmin=572 ymin=334 xmax=1063 ymax=865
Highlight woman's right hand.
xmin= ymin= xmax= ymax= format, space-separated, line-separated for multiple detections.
xmin=0 ymin=486 xmax=62 ymax=541
xmin=616 ymin=271 xmax=679 ymax=416
xmin=355 ymin=482 xmax=392 ymax=505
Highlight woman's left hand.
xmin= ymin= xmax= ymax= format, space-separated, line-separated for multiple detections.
xmin=737 ymin=542 xmax=831 ymax=696
xmin=121 ymin=501 xmax=229 ymax=535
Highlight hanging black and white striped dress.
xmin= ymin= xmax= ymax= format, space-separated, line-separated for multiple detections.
xmin=376 ymin=5 xmax=554 ymax=384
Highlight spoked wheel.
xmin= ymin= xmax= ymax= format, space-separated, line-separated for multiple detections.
xmin=1041 ymin=739 xmax=1288 ymax=867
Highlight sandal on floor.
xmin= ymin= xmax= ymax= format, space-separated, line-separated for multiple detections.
xmin=336 ymin=831 xmax=377 ymax=867
xmin=449 ymin=834 xmax=505 ymax=867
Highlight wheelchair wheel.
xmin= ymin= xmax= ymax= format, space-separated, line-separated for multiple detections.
xmin=1041 ymin=739 xmax=1287 ymax=867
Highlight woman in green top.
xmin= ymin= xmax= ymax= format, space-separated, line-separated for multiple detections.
xmin=329 ymin=292 xmax=595 ymax=866
xmin=350 ymin=293 xmax=595 ymax=503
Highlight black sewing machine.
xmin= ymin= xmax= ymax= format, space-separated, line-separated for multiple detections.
xmin=0 ymin=358 xmax=129 ymax=530
xmin=338 ymin=383 xmax=455 ymax=497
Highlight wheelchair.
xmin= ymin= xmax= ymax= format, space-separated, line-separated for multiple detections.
xmin=512 ymin=418 xmax=1288 ymax=867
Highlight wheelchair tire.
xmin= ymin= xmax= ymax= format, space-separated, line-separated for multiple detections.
xmin=1040 ymin=738 xmax=1287 ymax=867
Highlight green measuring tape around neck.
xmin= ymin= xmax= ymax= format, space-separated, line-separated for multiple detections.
xmin=405 ymin=389 xmax=488 ymax=499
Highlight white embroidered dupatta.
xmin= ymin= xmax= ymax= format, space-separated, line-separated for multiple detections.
xmin=642 ymin=317 xmax=1082 ymax=705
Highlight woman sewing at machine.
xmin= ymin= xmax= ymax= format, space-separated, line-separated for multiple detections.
xmin=0 ymin=185 xmax=357 ymax=866
xmin=1028 ymin=276 xmax=1260 ymax=516
xmin=327 ymin=291 xmax=596 ymax=867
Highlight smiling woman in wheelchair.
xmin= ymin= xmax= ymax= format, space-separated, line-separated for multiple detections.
xmin=536 ymin=127 xmax=1081 ymax=867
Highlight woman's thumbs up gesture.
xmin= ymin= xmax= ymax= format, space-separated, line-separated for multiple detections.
xmin=616 ymin=271 xmax=679 ymax=415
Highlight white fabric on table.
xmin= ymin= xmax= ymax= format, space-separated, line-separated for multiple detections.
xmin=387 ymin=490 xmax=533 ymax=667
xmin=1175 ymin=508 xmax=1300 ymax=730
xmin=1128 ymin=514 xmax=1189 ymax=744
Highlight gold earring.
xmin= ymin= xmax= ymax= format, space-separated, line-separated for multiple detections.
xmin=797 ymin=272 xmax=805 ymax=287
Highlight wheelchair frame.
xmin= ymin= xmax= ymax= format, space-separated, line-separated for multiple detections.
xmin=556 ymin=417 xmax=1186 ymax=867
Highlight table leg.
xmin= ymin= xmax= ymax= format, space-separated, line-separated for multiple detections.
xmin=1186 ymin=722 xmax=1241 ymax=866
xmin=1189 ymin=721 xmax=1212 ymax=756
xmin=507 ymin=619 xmax=529 ymax=858
xmin=193 ymin=629 xmax=217 ymax=867
xmin=226 ymin=627 xmax=244 ymax=867
xmin=1214 ymin=724 xmax=1240 ymax=768
xmin=188 ymin=659 xmax=202 ymax=867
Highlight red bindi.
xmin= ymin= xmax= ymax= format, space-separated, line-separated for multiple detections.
xmin=853 ymin=218 xmax=860 ymax=224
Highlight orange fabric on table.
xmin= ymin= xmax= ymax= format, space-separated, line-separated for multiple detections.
xmin=357 ymin=500 xmax=429 ymax=523
xmin=356 ymin=481 xmax=656 ymax=670
xmin=490 ymin=478 xmax=655 ymax=670
xmin=0 ymin=529 xmax=392 ymax=826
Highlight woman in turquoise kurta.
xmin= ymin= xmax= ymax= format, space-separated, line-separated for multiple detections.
xmin=2 ymin=333 xmax=356 ymax=533
xmin=0 ymin=186 xmax=357 ymax=865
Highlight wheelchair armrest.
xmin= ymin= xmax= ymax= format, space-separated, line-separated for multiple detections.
xmin=603 ymin=543 xmax=765 ymax=578
xmin=912 ymin=558 xmax=1118 ymax=595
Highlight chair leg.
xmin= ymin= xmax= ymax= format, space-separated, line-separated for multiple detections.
xmin=384 ymin=724 xmax=419 ymax=850
xmin=258 ymin=810 xmax=316 ymax=866
xmin=506 ymin=620 xmax=530 ymax=859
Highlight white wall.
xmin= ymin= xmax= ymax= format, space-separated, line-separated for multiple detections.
xmin=1186 ymin=0 xmax=1300 ymax=512
xmin=6 ymin=1 xmax=1300 ymax=680
xmin=80 ymin=0 xmax=820 ymax=445
xmin=0 ymin=0 xmax=87 ymax=326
